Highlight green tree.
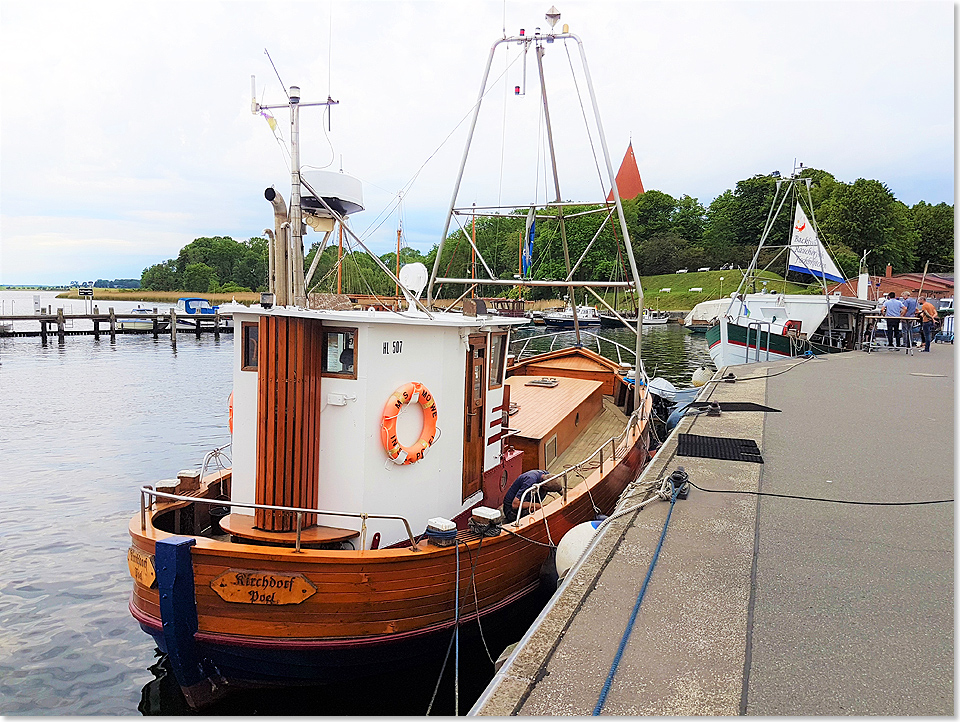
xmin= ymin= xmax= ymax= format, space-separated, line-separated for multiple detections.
xmin=141 ymin=260 xmax=179 ymax=291
xmin=911 ymin=201 xmax=954 ymax=270
xmin=183 ymin=262 xmax=219 ymax=293
xmin=816 ymin=179 xmax=918 ymax=274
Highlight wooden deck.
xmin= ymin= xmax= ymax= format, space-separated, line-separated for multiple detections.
xmin=548 ymin=396 xmax=628 ymax=474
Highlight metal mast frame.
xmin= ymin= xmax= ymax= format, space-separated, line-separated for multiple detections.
xmin=426 ymin=28 xmax=646 ymax=408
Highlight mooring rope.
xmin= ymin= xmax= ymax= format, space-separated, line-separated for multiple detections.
xmin=593 ymin=482 xmax=680 ymax=715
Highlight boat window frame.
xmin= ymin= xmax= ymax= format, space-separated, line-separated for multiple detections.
xmin=321 ymin=326 xmax=358 ymax=380
xmin=241 ymin=321 xmax=259 ymax=371
xmin=488 ymin=332 xmax=507 ymax=390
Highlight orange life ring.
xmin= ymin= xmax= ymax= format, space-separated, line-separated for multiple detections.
xmin=381 ymin=382 xmax=438 ymax=465
xmin=782 ymin=319 xmax=802 ymax=336
xmin=228 ymin=391 xmax=234 ymax=434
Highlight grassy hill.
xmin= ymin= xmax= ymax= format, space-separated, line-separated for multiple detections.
xmin=600 ymin=269 xmax=819 ymax=311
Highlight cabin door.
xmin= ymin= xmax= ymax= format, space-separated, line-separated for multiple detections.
xmin=462 ymin=334 xmax=487 ymax=501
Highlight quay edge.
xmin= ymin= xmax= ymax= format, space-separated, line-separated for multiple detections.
xmin=472 ymin=347 xmax=954 ymax=716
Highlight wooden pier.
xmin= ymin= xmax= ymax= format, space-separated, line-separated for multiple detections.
xmin=0 ymin=308 xmax=232 ymax=346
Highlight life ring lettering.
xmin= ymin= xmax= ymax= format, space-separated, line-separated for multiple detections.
xmin=381 ymin=382 xmax=438 ymax=465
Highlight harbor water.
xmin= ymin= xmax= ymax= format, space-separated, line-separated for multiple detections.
xmin=0 ymin=291 xmax=710 ymax=715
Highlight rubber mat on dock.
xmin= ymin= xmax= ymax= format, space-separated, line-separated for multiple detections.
xmin=677 ymin=433 xmax=764 ymax=463
xmin=688 ymin=402 xmax=780 ymax=413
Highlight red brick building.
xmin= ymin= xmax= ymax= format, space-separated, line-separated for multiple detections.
xmin=828 ymin=264 xmax=953 ymax=302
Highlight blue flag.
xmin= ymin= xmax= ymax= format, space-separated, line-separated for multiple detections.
xmin=522 ymin=207 xmax=535 ymax=276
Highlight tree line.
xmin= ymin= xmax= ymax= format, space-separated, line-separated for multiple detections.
xmin=140 ymin=168 xmax=953 ymax=298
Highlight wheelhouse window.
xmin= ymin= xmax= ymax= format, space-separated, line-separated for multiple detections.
xmin=488 ymin=332 xmax=507 ymax=389
xmin=241 ymin=322 xmax=259 ymax=371
xmin=322 ymin=327 xmax=358 ymax=379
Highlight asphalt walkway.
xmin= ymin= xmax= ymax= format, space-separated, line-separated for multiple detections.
xmin=472 ymin=344 xmax=954 ymax=715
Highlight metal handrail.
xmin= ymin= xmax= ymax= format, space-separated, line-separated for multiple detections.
xmin=514 ymin=405 xmax=644 ymax=522
xmin=198 ymin=443 xmax=232 ymax=488
xmin=745 ymin=319 xmax=773 ymax=362
xmin=138 ymin=486 xmax=421 ymax=551
xmin=510 ymin=329 xmax=638 ymax=364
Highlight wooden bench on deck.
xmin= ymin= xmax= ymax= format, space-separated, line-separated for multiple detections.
xmin=219 ymin=513 xmax=360 ymax=549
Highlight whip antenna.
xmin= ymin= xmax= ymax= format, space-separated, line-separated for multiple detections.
xmin=264 ymin=48 xmax=289 ymax=99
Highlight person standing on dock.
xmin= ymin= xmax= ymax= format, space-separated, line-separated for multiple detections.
xmin=918 ymin=296 xmax=939 ymax=352
xmin=900 ymin=291 xmax=919 ymax=348
xmin=881 ymin=292 xmax=905 ymax=348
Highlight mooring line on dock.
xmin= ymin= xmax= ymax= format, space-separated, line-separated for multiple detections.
xmin=593 ymin=481 xmax=680 ymax=715
xmin=685 ymin=480 xmax=953 ymax=506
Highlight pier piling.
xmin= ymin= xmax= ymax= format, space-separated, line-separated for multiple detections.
xmin=109 ymin=308 xmax=117 ymax=342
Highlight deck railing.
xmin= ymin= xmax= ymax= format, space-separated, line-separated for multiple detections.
xmin=511 ymin=330 xmax=638 ymax=367
xmin=515 ymin=404 xmax=646 ymax=519
xmin=138 ymin=486 xmax=420 ymax=552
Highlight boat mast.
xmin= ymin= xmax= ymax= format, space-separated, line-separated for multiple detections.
xmin=534 ymin=35 xmax=581 ymax=344
xmin=252 ymin=79 xmax=339 ymax=307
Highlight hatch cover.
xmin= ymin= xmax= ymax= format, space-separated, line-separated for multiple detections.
xmin=677 ymin=433 xmax=764 ymax=463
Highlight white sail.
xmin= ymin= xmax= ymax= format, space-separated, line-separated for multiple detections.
xmin=787 ymin=203 xmax=844 ymax=283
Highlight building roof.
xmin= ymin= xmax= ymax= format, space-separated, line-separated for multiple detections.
xmin=606 ymin=143 xmax=645 ymax=201
xmin=828 ymin=273 xmax=954 ymax=301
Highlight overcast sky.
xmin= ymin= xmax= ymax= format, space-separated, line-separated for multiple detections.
xmin=0 ymin=1 xmax=953 ymax=285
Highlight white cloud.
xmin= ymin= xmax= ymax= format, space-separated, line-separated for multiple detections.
xmin=1 ymin=1 xmax=952 ymax=284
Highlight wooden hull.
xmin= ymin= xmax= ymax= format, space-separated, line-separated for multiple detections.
xmin=127 ymin=409 xmax=650 ymax=708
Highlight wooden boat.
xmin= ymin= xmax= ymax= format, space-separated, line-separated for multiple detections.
xmin=127 ymin=15 xmax=652 ymax=709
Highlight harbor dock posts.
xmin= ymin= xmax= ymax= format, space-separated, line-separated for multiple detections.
xmin=40 ymin=318 xmax=47 ymax=344
xmin=93 ymin=306 xmax=101 ymax=340
xmin=214 ymin=312 xmax=220 ymax=339
xmin=169 ymin=309 xmax=177 ymax=348
xmin=56 ymin=308 xmax=65 ymax=343
xmin=108 ymin=308 xmax=116 ymax=342
xmin=152 ymin=308 xmax=159 ymax=339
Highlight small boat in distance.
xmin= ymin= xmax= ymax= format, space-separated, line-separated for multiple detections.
xmin=174 ymin=297 xmax=233 ymax=330
xmin=543 ymin=303 xmax=601 ymax=328
xmin=117 ymin=305 xmax=168 ymax=331
xmin=642 ymin=308 xmax=670 ymax=325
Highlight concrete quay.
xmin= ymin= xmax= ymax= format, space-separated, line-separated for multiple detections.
xmin=473 ymin=345 xmax=954 ymax=716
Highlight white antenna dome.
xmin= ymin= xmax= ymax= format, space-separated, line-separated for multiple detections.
xmin=398 ymin=263 xmax=428 ymax=311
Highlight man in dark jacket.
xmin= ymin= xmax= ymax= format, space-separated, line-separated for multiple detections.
xmin=502 ymin=469 xmax=562 ymax=522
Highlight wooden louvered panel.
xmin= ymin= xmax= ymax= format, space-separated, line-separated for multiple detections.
xmin=255 ymin=316 xmax=322 ymax=530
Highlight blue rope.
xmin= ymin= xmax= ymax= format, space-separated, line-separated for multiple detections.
xmin=593 ymin=485 xmax=679 ymax=715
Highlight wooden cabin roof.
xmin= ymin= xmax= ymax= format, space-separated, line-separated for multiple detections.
xmin=506 ymin=376 xmax=603 ymax=442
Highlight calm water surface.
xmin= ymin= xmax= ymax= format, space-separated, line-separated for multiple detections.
xmin=0 ymin=292 xmax=709 ymax=715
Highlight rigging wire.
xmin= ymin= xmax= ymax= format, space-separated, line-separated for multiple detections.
xmin=357 ymin=48 xmax=527 ymax=244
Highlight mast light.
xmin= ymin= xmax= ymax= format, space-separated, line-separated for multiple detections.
xmin=289 ymin=85 xmax=301 ymax=104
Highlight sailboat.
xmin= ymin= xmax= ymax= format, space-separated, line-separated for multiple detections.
xmin=705 ymin=172 xmax=874 ymax=367
xmin=126 ymin=10 xmax=652 ymax=710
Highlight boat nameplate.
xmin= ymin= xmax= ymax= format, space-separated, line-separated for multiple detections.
xmin=211 ymin=569 xmax=317 ymax=605
xmin=127 ymin=547 xmax=157 ymax=588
